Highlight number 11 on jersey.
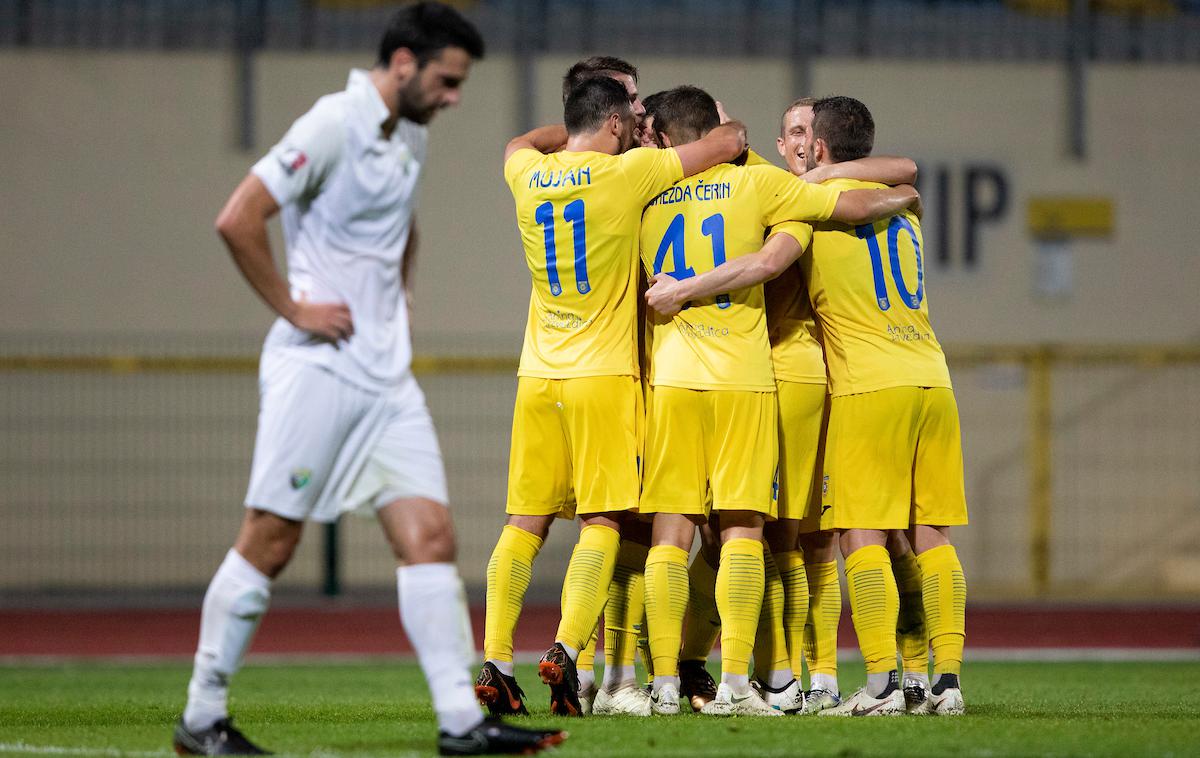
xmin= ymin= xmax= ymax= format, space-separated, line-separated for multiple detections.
xmin=535 ymin=199 xmax=589 ymax=296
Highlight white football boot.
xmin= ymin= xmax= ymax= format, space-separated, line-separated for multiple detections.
xmin=593 ymin=685 xmax=653 ymax=717
xmin=929 ymin=674 xmax=965 ymax=716
xmin=649 ymin=682 xmax=681 ymax=715
xmin=801 ymin=688 xmax=841 ymax=714
xmin=701 ymin=683 xmax=784 ymax=717
xmin=819 ymin=686 xmax=905 ymax=717
xmin=753 ymin=679 xmax=806 ymax=714
xmin=902 ymin=674 xmax=932 ymax=715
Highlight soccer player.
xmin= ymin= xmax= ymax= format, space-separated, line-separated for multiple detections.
xmin=476 ymin=75 xmax=746 ymax=718
xmin=645 ymin=95 xmax=968 ymax=718
xmin=173 ymin=5 xmax=565 ymax=756
xmin=765 ymin=98 xmax=928 ymax=714
xmin=636 ymin=86 xmax=918 ymax=717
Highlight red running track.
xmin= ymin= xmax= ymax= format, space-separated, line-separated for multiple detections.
xmin=2 ymin=606 xmax=1198 ymax=658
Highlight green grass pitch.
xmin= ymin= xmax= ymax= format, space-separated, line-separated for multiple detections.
xmin=1 ymin=660 xmax=1198 ymax=757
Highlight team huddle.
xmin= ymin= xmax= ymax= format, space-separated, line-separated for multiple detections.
xmin=476 ymin=56 xmax=969 ymax=721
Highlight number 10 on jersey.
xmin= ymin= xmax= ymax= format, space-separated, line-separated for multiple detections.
xmin=535 ymin=200 xmax=589 ymax=296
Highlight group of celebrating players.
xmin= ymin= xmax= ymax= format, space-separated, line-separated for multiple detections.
xmin=475 ymin=55 xmax=970 ymax=722
xmin=174 ymin=3 xmax=968 ymax=755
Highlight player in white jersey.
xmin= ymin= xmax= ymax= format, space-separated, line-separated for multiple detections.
xmin=173 ymin=4 xmax=564 ymax=756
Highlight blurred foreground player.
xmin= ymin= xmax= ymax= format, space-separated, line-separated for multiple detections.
xmin=174 ymin=4 xmax=564 ymax=755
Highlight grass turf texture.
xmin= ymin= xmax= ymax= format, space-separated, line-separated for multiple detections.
xmin=1 ymin=661 xmax=1198 ymax=757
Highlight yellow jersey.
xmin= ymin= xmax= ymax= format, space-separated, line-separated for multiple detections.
xmin=639 ymin=163 xmax=840 ymax=391
xmin=802 ymin=178 xmax=951 ymax=396
xmin=764 ymin=222 xmax=826 ymax=385
xmin=505 ymin=147 xmax=683 ymax=379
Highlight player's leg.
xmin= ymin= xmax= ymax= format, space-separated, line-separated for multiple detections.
xmin=640 ymin=385 xmax=709 ymax=715
xmin=595 ymin=518 xmax=651 ymax=714
xmin=177 ymin=354 xmax=360 ymax=755
xmin=644 ymin=512 xmax=700 ymax=714
xmin=477 ymin=377 xmax=566 ymax=713
xmin=821 ymin=388 xmax=918 ymax=718
xmin=702 ymin=390 xmax=781 ymax=717
xmin=678 ymin=516 xmax=720 ymax=712
xmin=370 ymin=375 xmax=564 ymax=750
xmin=888 ymin=529 xmax=931 ymax=713
xmin=538 ymin=376 xmax=641 ymax=716
xmin=910 ymin=387 xmax=970 ymax=716
xmin=798 ymin=529 xmax=841 ymax=711
xmin=755 ymin=520 xmax=806 ymax=713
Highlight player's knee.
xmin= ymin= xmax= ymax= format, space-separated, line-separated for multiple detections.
xmin=406 ymin=522 xmax=457 ymax=564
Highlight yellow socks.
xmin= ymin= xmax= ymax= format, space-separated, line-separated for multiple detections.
xmin=773 ymin=550 xmax=808 ymax=680
xmin=918 ymin=544 xmax=967 ymax=677
xmin=844 ymin=545 xmax=899 ymax=675
xmin=893 ymin=549 xmax=928 ymax=676
xmin=604 ymin=541 xmax=648 ymax=679
xmin=644 ymin=545 xmax=689 ymax=678
xmin=753 ymin=548 xmax=792 ymax=683
xmin=804 ymin=559 xmax=841 ymax=680
xmin=484 ymin=525 xmax=544 ymax=664
xmin=556 ymin=524 xmax=621 ymax=652
xmin=679 ymin=552 xmax=720 ymax=663
xmin=716 ymin=538 xmax=765 ymax=679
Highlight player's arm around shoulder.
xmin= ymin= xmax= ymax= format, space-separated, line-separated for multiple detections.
xmin=672 ymin=120 xmax=748 ymax=177
xmin=645 ymin=229 xmax=807 ymax=318
xmin=800 ymin=156 xmax=918 ymax=186
xmin=827 ymin=182 xmax=920 ymax=225
xmin=503 ymin=125 xmax=568 ymax=164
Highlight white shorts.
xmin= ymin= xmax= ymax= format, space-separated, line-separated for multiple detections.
xmin=244 ymin=352 xmax=449 ymax=523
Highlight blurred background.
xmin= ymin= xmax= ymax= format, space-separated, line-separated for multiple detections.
xmin=1 ymin=0 xmax=1197 ymax=634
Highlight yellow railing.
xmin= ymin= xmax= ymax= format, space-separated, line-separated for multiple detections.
xmin=2 ymin=344 xmax=1198 ymax=596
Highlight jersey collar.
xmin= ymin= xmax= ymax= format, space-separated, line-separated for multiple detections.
xmin=347 ymin=68 xmax=393 ymax=139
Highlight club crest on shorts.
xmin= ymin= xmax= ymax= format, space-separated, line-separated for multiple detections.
xmin=290 ymin=467 xmax=312 ymax=490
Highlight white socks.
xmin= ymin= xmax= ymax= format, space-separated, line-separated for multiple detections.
xmin=397 ymin=563 xmax=484 ymax=738
xmin=601 ymin=662 xmax=636 ymax=692
xmin=183 ymin=549 xmax=271 ymax=731
xmin=764 ymin=669 xmax=794 ymax=690
xmin=720 ymin=672 xmax=751 ymax=695
xmin=810 ymin=672 xmax=839 ymax=695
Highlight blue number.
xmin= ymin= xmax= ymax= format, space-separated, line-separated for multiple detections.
xmin=856 ymin=223 xmax=890 ymax=311
xmin=888 ymin=215 xmax=923 ymax=309
xmin=536 ymin=201 xmax=589 ymax=296
xmin=535 ymin=201 xmax=562 ymax=296
xmin=652 ymin=214 xmax=695 ymax=280
xmin=701 ymin=213 xmax=731 ymax=309
xmin=856 ymin=216 xmax=924 ymax=312
xmin=564 ymin=199 xmax=589 ymax=294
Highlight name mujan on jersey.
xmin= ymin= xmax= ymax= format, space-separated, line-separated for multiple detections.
xmin=649 ymin=179 xmax=733 ymax=207
xmin=527 ymin=166 xmax=592 ymax=189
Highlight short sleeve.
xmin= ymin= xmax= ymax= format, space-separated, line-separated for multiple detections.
xmin=750 ymin=164 xmax=841 ymax=228
xmin=768 ymin=221 xmax=813 ymax=251
xmin=251 ymin=99 xmax=344 ymax=206
xmin=618 ymin=147 xmax=685 ymax=205
xmin=503 ymin=148 xmax=542 ymax=190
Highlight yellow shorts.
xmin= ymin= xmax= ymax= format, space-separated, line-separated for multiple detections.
xmin=641 ymin=386 xmax=777 ymax=518
xmin=822 ymin=386 xmax=968 ymax=531
xmin=506 ymin=375 xmax=642 ymax=518
xmin=775 ymin=381 xmax=829 ymax=531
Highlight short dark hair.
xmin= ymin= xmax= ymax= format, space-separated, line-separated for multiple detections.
xmin=646 ymin=85 xmax=719 ymax=146
xmin=561 ymin=56 xmax=638 ymax=103
xmin=378 ymin=1 xmax=485 ymax=68
xmin=779 ymin=96 xmax=816 ymax=136
xmin=810 ymin=96 xmax=874 ymax=162
xmin=564 ymin=76 xmax=632 ymax=135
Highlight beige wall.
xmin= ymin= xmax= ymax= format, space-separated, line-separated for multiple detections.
xmin=3 ymin=51 xmax=1197 ymax=347
xmin=1 ymin=51 xmax=1198 ymax=599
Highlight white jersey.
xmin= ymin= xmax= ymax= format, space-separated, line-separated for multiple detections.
xmin=252 ymin=69 xmax=427 ymax=391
